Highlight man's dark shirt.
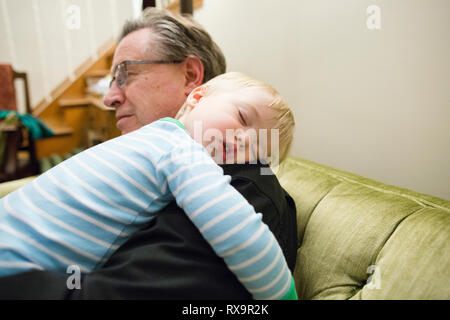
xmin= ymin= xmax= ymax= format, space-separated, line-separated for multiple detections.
xmin=0 ymin=163 xmax=297 ymax=299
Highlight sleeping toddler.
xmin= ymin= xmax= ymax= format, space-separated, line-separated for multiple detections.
xmin=0 ymin=72 xmax=297 ymax=300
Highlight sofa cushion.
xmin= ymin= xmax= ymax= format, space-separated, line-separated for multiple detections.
xmin=276 ymin=157 xmax=450 ymax=299
xmin=0 ymin=176 xmax=36 ymax=198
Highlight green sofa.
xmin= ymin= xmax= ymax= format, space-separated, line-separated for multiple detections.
xmin=1 ymin=157 xmax=449 ymax=299
xmin=276 ymin=157 xmax=449 ymax=299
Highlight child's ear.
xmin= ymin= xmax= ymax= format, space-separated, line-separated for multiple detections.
xmin=186 ymin=86 xmax=206 ymax=109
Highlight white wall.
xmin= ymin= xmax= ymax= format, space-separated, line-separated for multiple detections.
xmin=0 ymin=0 xmax=138 ymax=110
xmin=195 ymin=0 xmax=450 ymax=200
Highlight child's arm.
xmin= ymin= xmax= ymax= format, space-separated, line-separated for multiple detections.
xmin=156 ymin=137 xmax=298 ymax=300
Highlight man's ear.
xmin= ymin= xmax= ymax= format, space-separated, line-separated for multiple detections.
xmin=186 ymin=86 xmax=206 ymax=109
xmin=183 ymin=56 xmax=204 ymax=96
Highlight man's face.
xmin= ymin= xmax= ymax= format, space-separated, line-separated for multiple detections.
xmin=103 ymin=28 xmax=189 ymax=134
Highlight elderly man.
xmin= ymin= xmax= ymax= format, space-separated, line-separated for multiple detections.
xmin=0 ymin=8 xmax=297 ymax=299
xmin=104 ymin=8 xmax=225 ymax=134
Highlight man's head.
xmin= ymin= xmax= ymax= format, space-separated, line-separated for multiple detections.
xmin=177 ymin=72 xmax=295 ymax=164
xmin=103 ymin=8 xmax=226 ymax=134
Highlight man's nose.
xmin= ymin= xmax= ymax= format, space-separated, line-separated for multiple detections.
xmin=103 ymin=83 xmax=125 ymax=108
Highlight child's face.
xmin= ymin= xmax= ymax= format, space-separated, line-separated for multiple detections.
xmin=183 ymin=86 xmax=276 ymax=164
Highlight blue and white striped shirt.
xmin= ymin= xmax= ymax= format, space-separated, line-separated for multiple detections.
xmin=0 ymin=118 xmax=297 ymax=299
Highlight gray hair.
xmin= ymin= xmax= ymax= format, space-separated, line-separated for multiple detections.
xmin=119 ymin=7 xmax=226 ymax=83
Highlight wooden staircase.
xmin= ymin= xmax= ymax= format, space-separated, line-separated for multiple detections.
xmin=32 ymin=38 xmax=120 ymax=160
xmin=30 ymin=0 xmax=204 ymax=162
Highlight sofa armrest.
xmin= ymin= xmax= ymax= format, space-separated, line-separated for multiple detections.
xmin=0 ymin=176 xmax=37 ymax=198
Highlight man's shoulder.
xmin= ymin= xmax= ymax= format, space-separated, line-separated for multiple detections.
xmin=222 ymin=163 xmax=295 ymax=212
xmin=138 ymin=118 xmax=188 ymax=139
xmin=221 ymin=162 xmax=298 ymax=271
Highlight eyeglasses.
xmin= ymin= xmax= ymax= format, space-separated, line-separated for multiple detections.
xmin=109 ymin=59 xmax=183 ymax=88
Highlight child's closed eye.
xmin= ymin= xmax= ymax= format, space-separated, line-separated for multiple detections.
xmin=238 ymin=109 xmax=247 ymax=126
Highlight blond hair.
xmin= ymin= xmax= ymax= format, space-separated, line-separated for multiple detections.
xmin=177 ymin=72 xmax=295 ymax=163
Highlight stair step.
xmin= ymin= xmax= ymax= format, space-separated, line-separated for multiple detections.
xmin=86 ymin=69 xmax=110 ymax=78
xmin=58 ymin=97 xmax=92 ymax=108
xmin=52 ymin=127 xmax=74 ymax=136
xmin=58 ymin=96 xmax=113 ymax=111
xmin=87 ymin=96 xmax=114 ymax=111
xmin=41 ymin=117 xmax=74 ymax=137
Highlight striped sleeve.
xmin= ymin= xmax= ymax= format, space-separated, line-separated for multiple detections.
xmin=0 ymin=122 xmax=178 ymax=277
xmin=155 ymin=136 xmax=298 ymax=300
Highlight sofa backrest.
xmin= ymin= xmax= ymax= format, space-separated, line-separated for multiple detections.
xmin=276 ymin=157 xmax=450 ymax=299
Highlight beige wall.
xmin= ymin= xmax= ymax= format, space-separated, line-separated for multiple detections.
xmin=195 ymin=0 xmax=450 ymax=200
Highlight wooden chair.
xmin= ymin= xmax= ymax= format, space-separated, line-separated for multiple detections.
xmin=0 ymin=64 xmax=39 ymax=182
